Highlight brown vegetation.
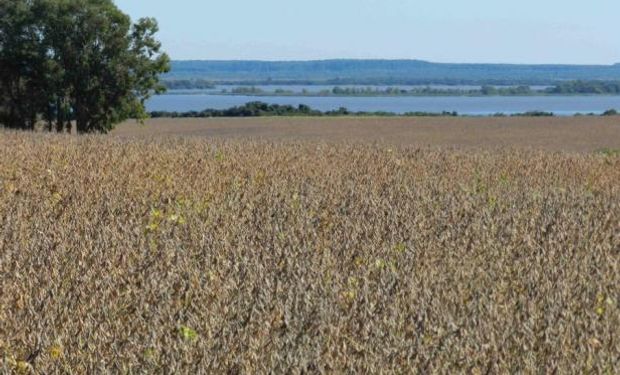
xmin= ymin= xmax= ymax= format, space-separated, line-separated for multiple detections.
xmin=0 ymin=131 xmax=618 ymax=373
xmin=112 ymin=116 xmax=620 ymax=152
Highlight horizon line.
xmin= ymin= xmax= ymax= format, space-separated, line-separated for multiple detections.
xmin=170 ymin=58 xmax=620 ymax=67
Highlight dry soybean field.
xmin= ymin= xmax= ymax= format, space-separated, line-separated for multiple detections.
xmin=113 ymin=116 xmax=620 ymax=152
xmin=0 ymin=126 xmax=619 ymax=373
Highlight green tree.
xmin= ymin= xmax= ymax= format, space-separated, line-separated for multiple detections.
xmin=480 ymin=85 xmax=498 ymax=96
xmin=0 ymin=0 xmax=48 ymax=130
xmin=0 ymin=0 xmax=170 ymax=133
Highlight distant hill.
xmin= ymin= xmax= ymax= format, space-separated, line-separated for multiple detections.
xmin=165 ymin=59 xmax=620 ymax=85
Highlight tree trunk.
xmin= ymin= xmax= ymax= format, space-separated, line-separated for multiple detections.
xmin=75 ymin=101 xmax=88 ymax=134
xmin=55 ymin=98 xmax=63 ymax=132
xmin=47 ymin=104 xmax=53 ymax=132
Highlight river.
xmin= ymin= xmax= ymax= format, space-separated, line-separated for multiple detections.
xmin=147 ymin=89 xmax=620 ymax=116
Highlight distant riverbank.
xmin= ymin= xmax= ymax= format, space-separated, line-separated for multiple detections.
xmin=147 ymin=95 xmax=620 ymax=116
xmin=149 ymin=101 xmax=620 ymax=119
xmin=163 ymin=80 xmax=620 ymax=97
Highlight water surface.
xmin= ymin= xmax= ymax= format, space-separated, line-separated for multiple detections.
xmin=148 ymin=93 xmax=620 ymax=116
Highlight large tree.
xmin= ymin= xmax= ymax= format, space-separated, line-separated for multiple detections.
xmin=0 ymin=0 xmax=170 ymax=133
xmin=0 ymin=0 xmax=48 ymax=130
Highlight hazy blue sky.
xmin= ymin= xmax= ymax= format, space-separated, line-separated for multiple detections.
xmin=115 ymin=0 xmax=620 ymax=64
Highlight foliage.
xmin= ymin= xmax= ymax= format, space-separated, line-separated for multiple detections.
xmin=166 ymin=80 xmax=620 ymax=97
xmin=597 ymin=148 xmax=620 ymax=157
xmin=222 ymin=85 xmax=537 ymax=97
xmin=162 ymin=79 xmax=215 ymax=90
xmin=149 ymin=102 xmax=461 ymax=118
xmin=0 ymin=133 xmax=618 ymax=372
xmin=510 ymin=111 xmax=555 ymax=117
xmin=546 ymin=80 xmax=620 ymax=94
xmin=0 ymin=0 xmax=48 ymax=130
xmin=230 ymin=86 xmax=264 ymax=94
xmin=0 ymin=0 xmax=170 ymax=133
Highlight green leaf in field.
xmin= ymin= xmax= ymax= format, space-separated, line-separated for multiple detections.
xmin=179 ymin=325 xmax=198 ymax=342
xmin=393 ymin=242 xmax=406 ymax=254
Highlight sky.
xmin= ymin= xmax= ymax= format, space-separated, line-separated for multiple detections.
xmin=115 ymin=0 xmax=620 ymax=64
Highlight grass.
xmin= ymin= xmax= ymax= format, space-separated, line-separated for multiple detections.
xmin=598 ymin=148 xmax=620 ymax=157
xmin=0 ymin=131 xmax=619 ymax=373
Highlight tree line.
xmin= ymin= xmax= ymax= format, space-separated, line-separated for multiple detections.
xmin=149 ymin=102 xmax=620 ymax=118
xmin=0 ymin=0 xmax=169 ymax=133
xmin=150 ymin=102 xmax=459 ymax=118
xmin=164 ymin=79 xmax=215 ymax=90
xmin=163 ymin=81 xmax=620 ymax=96
xmin=544 ymin=81 xmax=620 ymax=94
